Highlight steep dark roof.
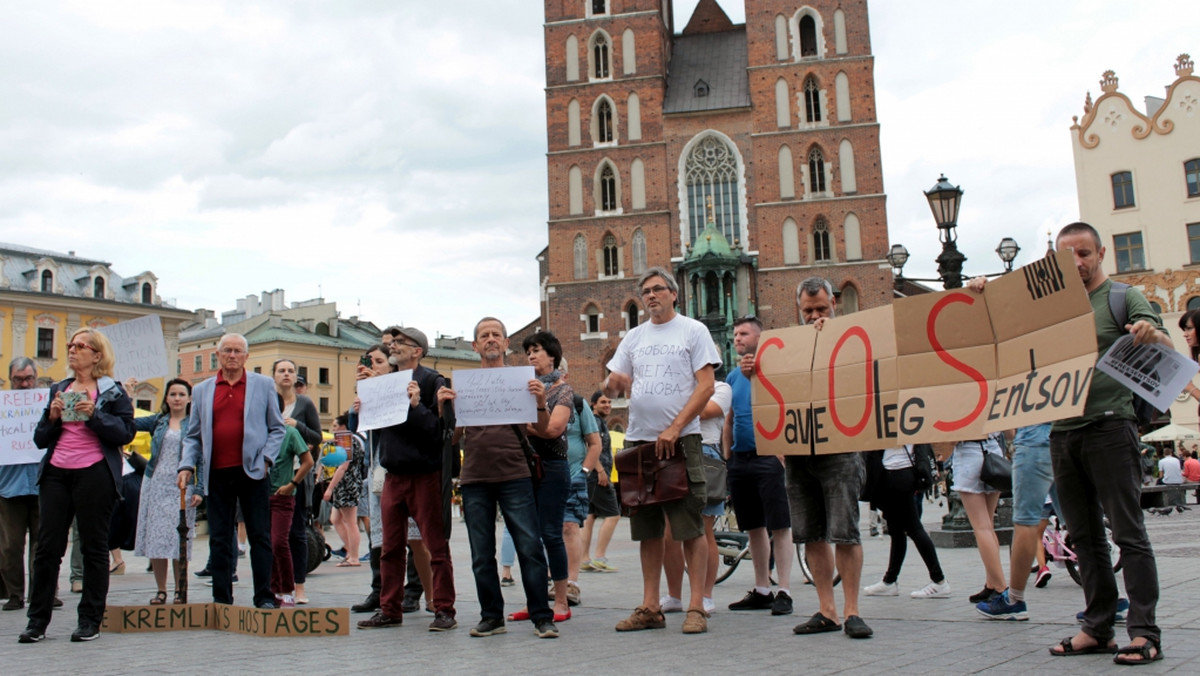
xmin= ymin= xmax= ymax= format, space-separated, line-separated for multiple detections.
xmin=682 ymin=0 xmax=735 ymax=35
xmin=663 ymin=28 xmax=749 ymax=114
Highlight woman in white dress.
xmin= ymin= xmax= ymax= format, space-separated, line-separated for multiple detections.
xmin=132 ymin=379 xmax=202 ymax=605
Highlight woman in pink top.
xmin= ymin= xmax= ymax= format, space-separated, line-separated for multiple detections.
xmin=22 ymin=328 xmax=135 ymax=645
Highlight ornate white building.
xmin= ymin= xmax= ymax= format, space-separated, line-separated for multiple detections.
xmin=1071 ymin=53 xmax=1200 ymax=428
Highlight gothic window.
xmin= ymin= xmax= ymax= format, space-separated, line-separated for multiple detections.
xmin=597 ymin=99 xmax=614 ymax=143
xmin=591 ymin=33 xmax=611 ymax=80
xmin=573 ymin=234 xmax=588 ymax=279
xmin=632 ymin=228 xmax=647 ymax=274
xmin=684 ymin=135 xmax=741 ymax=244
xmin=799 ymin=15 xmax=817 ymax=57
xmin=1111 ymin=171 xmax=1134 ymax=209
xmin=813 ymin=218 xmax=832 ymax=262
xmin=840 ymin=284 xmax=859 ymax=313
xmin=808 ymin=147 xmax=827 ymax=194
xmin=40 ymin=269 xmax=53 ymax=292
xmin=600 ymin=164 xmax=618 ymax=211
xmin=603 ymin=234 xmax=619 ymax=276
xmin=625 ymin=303 xmax=640 ymax=331
xmin=93 ymin=276 xmax=105 ymax=299
xmin=804 ymin=77 xmax=822 ymax=122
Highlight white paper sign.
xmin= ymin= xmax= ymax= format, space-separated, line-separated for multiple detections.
xmin=356 ymin=369 xmax=413 ymax=432
xmin=1097 ymin=334 xmax=1200 ymax=412
xmin=0 ymin=388 xmax=50 ymax=465
xmin=95 ymin=315 xmax=168 ymax=381
xmin=451 ymin=366 xmax=537 ymax=427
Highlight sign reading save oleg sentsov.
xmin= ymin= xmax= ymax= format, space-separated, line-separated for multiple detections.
xmin=751 ymin=249 xmax=1097 ymax=455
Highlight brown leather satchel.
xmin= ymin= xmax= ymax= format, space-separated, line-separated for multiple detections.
xmin=614 ymin=441 xmax=690 ymax=508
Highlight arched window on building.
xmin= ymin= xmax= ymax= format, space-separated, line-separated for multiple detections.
xmin=93 ymin=276 xmax=105 ymax=299
xmin=591 ymin=32 xmax=611 ymax=80
xmin=632 ymin=228 xmax=647 ymax=274
xmin=596 ymin=98 xmax=614 ymax=143
xmin=684 ymin=135 xmax=741 ymax=244
xmin=40 ymin=269 xmax=53 ymax=292
xmin=1187 ymin=296 xmax=1200 ymax=311
xmin=599 ymin=164 xmax=618 ymax=211
xmin=813 ymin=218 xmax=832 ymax=262
xmin=603 ymin=234 xmax=619 ymax=276
xmin=625 ymin=303 xmax=640 ymax=331
xmin=774 ymin=14 xmax=788 ymax=60
xmin=585 ymin=303 xmax=601 ymax=334
xmin=799 ymin=15 xmax=818 ymax=57
xmin=565 ymin=35 xmax=579 ymax=81
xmin=808 ymin=147 xmax=827 ymax=195
xmin=840 ymin=284 xmax=859 ymax=314
xmin=622 ymin=28 xmax=636 ymax=74
xmin=141 ymin=282 xmax=153 ymax=303
xmin=804 ymin=77 xmax=822 ymax=123
xmin=782 ymin=217 xmax=800 ymax=265
xmin=573 ymin=234 xmax=588 ymax=279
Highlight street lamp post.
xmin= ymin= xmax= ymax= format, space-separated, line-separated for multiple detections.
xmin=887 ymin=175 xmax=1021 ymax=291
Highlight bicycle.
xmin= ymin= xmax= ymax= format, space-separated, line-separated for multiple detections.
xmin=712 ymin=500 xmax=839 ymax=587
xmin=1041 ymin=514 xmax=1120 ymax=586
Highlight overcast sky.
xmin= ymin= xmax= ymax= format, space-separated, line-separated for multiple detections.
xmin=0 ymin=1 xmax=1193 ymax=339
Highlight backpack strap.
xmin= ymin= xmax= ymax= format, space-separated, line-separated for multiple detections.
xmin=1108 ymin=280 xmax=1130 ymax=328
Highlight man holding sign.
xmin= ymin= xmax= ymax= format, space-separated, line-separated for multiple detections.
xmin=787 ymin=277 xmax=872 ymax=639
xmin=605 ymin=267 xmax=720 ymax=635
xmin=436 ymin=317 xmax=559 ymax=640
xmin=357 ymin=327 xmax=458 ymax=632
xmin=1043 ymin=223 xmax=1166 ymax=663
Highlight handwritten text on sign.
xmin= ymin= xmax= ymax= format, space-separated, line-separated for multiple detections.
xmin=355 ymin=370 xmax=413 ymax=432
xmin=95 ymin=315 xmax=169 ymax=381
xmin=0 ymin=388 xmax=50 ymax=465
xmin=451 ymin=366 xmax=537 ymax=427
xmin=752 ymin=250 xmax=1098 ymax=455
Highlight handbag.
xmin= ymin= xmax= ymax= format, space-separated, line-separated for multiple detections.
xmin=371 ymin=465 xmax=386 ymax=495
xmin=614 ymin=441 xmax=690 ymax=509
xmin=510 ymin=425 xmax=543 ymax=486
xmin=907 ymin=444 xmax=936 ymax=493
xmin=702 ymin=452 xmax=727 ymax=507
xmin=979 ymin=445 xmax=1013 ymax=492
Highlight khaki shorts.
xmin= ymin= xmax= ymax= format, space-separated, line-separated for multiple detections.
xmin=625 ymin=434 xmax=706 ymax=542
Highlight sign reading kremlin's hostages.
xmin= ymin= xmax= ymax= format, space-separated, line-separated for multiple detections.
xmin=752 ymin=249 xmax=1098 ymax=455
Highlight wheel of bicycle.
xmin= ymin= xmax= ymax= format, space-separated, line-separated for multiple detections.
xmin=714 ymin=533 xmax=750 ymax=585
xmin=795 ymin=542 xmax=841 ymax=587
xmin=1062 ymin=531 xmax=1119 ymax=586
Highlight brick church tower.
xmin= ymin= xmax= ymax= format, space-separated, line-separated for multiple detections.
xmin=537 ymin=0 xmax=892 ymax=429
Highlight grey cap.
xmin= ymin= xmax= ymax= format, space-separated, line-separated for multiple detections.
xmin=396 ymin=327 xmax=429 ymax=355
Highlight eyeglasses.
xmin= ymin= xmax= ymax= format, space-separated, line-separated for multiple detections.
xmin=67 ymin=342 xmax=95 ymax=352
xmin=392 ymin=341 xmax=420 ymax=350
xmin=11 ymin=375 xmax=37 ymax=384
xmin=641 ymin=285 xmax=670 ymax=297
xmin=218 ymin=348 xmax=246 ymax=355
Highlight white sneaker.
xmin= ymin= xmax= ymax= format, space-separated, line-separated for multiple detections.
xmin=702 ymin=596 xmax=715 ymax=614
xmin=862 ymin=580 xmax=899 ymax=596
xmin=910 ymin=580 xmax=952 ymax=599
xmin=659 ymin=595 xmax=683 ymax=613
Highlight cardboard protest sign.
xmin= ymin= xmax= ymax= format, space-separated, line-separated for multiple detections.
xmin=753 ymin=249 xmax=1096 ymax=455
xmin=95 ymin=314 xmax=169 ymax=381
xmin=101 ymin=603 xmax=349 ymax=637
xmin=355 ymin=369 xmax=412 ymax=432
xmin=451 ymin=366 xmax=537 ymax=426
xmin=0 ymin=388 xmax=50 ymax=465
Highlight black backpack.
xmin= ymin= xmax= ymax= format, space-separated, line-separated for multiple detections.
xmin=1106 ymin=281 xmax=1160 ymax=428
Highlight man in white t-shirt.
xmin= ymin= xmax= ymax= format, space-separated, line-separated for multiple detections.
xmin=1158 ymin=451 xmax=1182 ymax=485
xmin=605 ymin=266 xmax=720 ymax=635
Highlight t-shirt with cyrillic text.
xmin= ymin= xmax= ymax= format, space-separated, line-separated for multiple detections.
xmin=607 ymin=313 xmax=721 ymax=443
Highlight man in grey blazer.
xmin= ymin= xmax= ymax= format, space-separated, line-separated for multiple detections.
xmin=178 ymin=333 xmax=285 ymax=608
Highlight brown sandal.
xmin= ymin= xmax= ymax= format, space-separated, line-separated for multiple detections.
xmin=150 ymin=591 xmax=167 ymax=605
xmin=173 ymin=591 xmax=186 ymax=605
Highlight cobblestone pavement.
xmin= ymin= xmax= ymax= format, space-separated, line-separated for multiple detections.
xmin=1 ymin=501 xmax=1195 ymax=675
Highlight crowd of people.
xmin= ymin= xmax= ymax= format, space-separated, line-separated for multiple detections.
xmin=1 ymin=222 xmax=1182 ymax=663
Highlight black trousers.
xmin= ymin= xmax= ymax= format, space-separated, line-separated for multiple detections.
xmin=27 ymin=461 xmax=116 ymax=631
xmin=207 ymin=467 xmax=273 ymax=607
xmin=878 ymin=468 xmax=944 ymax=585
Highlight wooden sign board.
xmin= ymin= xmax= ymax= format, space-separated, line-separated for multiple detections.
xmin=101 ymin=603 xmax=350 ymax=637
xmin=753 ymin=249 xmax=1097 ymax=455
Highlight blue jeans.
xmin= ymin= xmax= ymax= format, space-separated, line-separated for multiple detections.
xmin=207 ymin=467 xmax=274 ymax=607
xmin=461 ymin=479 xmax=552 ymax=624
xmin=534 ymin=458 xmax=569 ymax=581
xmin=1011 ymin=442 xmax=1061 ymax=526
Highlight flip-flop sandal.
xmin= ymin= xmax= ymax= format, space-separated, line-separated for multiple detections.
xmin=1049 ymin=636 xmax=1119 ymax=656
xmin=150 ymin=591 xmax=167 ymax=606
xmin=336 ymin=560 xmax=361 ymax=567
xmin=793 ymin=612 xmax=841 ymax=635
xmin=1113 ymin=636 xmax=1163 ymax=665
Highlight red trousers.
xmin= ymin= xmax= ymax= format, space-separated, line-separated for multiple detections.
xmin=380 ymin=471 xmax=455 ymax=617
xmin=269 ymin=494 xmax=294 ymax=595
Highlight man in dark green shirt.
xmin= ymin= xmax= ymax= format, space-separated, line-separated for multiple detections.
xmin=1048 ymin=222 xmax=1167 ymax=664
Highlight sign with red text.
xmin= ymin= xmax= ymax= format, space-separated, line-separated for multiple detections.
xmin=0 ymin=388 xmax=50 ymax=465
xmin=753 ymin=250 xmax=1096 ymax=455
